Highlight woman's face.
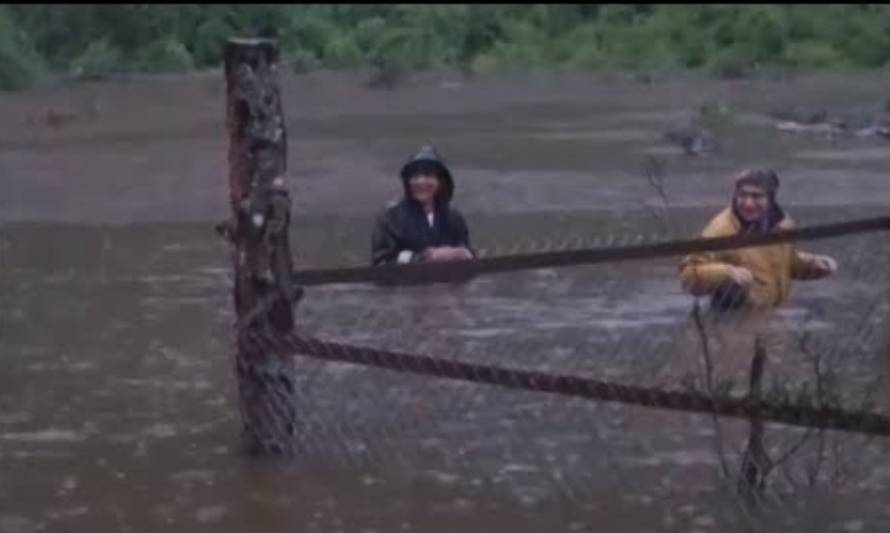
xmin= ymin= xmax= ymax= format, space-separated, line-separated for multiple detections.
xmin=735 ymin=184 xmax=770 ymax=223
xmin=409 ymin=172 xmax=441 ymax=205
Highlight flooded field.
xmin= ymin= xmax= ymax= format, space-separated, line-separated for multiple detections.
xmin=1 ymin=69 xmax=889 ymax=532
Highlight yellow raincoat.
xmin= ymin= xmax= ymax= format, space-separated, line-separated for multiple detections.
xmin=659 ymin=206 xmax=834 ymax=389
xmin=679 ymin=207 xmax=832 ymax=310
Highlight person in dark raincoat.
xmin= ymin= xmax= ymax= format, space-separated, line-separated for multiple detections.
xmin=371 ymin=144 xmax=474 ymax=266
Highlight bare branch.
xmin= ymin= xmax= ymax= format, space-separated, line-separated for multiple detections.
xmin=691 ymin=301 xmax=733 ymax=480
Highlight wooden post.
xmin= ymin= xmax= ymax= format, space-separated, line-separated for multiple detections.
xmin=738 ymin=338 xmax=771 ymax=506
xmin=883 ymin=223 xmax=889 ymax=415
xmin=222 ymin=38 xmax=299 ymax=455
xmin=885 ymin=316 xmax=890 ymax=415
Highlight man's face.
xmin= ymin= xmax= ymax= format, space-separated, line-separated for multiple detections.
xmin=409 ymin=172 xmax=441 ymax=205
xmin=735 ymin=184 xmax=770 ymax=223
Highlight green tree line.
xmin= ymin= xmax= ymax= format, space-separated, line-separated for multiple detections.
xmin=2 ymin=4 xmax=889 ymax=90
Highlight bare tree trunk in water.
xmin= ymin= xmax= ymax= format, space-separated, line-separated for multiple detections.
xmin=223 ymin=38 xmax=299 ymax=455
xmin=738 ymin=337 xmax=772 ymax=507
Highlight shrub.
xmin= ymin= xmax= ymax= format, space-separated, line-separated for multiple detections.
xmin=190 ymin=17 xmax=235 ymax=66
xmin=0 ymin=7 xmax=43 ymax=90
xmin=3 ymin=5 xmax=890 ymax=80
xmin=727 ymin=7 xmax=788 ymax=63
xmin=288 ymin=48 xmax=322 ymax=74
xmin=468 ymin=52 xmax=500 ymax=76
xmin=280 ymin=15 xmax=336 ymax=61
xmin=322 ymin=35 xmax=362 ymax=68
xmin=70 ymin=38 xmax=122 ymax=80
xmin=783 ymin=41 xmax=843 ymax=68
xmin=706 ymin=45 xmax=758 ymax=79
xmin=137 ymin=37 xmax=194 ymax=73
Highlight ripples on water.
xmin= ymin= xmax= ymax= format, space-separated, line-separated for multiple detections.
xmin=2 ymin=71 xmax=890 ymax=531
xmin=2 ymin=204 xmax=889 ymax=532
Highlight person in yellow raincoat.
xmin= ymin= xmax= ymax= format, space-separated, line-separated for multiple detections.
xmin=668 ymin=169 xmax=839 ymax=390
xmin=679 ymin=168 xmax=837 ymax=310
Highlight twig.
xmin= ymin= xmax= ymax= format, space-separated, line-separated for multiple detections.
xmin=641 ymin=155 xmax=673 ymax=235
xmin=691 ymin=301 xmax=733 ymax=480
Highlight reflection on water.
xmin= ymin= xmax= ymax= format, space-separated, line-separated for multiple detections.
xmin=2 ymin=205 xmax=889 ymax=532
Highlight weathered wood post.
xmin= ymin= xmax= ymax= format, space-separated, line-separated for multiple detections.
xmin=885 ymin=301 xmax=890 ymax=415
xmin=738 ymin=338 xmax=771 ymax=506
xmin=222 ymin=38 xmax=300 ymax=455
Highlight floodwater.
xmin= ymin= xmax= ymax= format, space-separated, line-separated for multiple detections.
xmin=1 ymin=69 xmax=889 ymax=532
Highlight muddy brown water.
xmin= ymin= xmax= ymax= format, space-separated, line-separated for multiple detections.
xmin=1 ymin=70 xmax=889 ymax=532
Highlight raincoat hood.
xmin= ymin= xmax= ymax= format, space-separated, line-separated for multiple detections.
xmin=399 ymin=144 xmax=455 ymax=205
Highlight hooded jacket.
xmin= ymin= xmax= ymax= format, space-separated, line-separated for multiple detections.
xmin=371 ymin=145 xmax=472 ymax=266
xmin=661 ymin=171 xmax=836 ymax=387
xmin=679 ymin=179 xmax=832 ymax=311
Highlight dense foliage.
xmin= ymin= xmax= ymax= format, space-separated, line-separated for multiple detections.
xmin=2 ymin=4 xmax=889 ymax=89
